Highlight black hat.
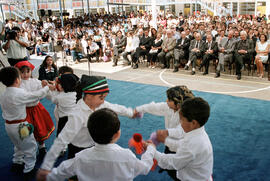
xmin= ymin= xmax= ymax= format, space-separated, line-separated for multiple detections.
xmin=167 ymin=85 xmax=194 ymax=105
xmin=58 ymin=74 xmax=79 ymax=93
xmin=81 ymin=75 xmax=109 ymax=95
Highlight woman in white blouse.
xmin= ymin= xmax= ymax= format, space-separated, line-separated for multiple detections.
xmin=255 ymin=34 xmax=269 ymax=78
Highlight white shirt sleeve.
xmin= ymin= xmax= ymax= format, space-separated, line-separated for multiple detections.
xmin=103 ymin=101 xmax=133 ymax=118
xmin=133 ymin=145 xmax=156 ymax=176
xmin=41 ymin=111 xmax=84 ymax=170
xmin=154 ymin=142 xmax=194 ymax=170
xmin=17 ymin=86 xmax=49 ymax=105
xmin=47 ymin=158 xmax=76 ymax=181
xmin=167 ymin=124 xmax=185 ymax=139
xmin=136 ymin=102 xmax=168 ymax=117
xmin=164 ymin=137 xmax=180 ymax=152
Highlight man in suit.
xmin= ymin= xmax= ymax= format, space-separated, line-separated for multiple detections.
xmin=132 ymin=28 xmax=152 ymax=69
xmin=113 ymin=30 xmax=126 ymax=66
xmin=234 ymin=31 xmax=254 ymax=80
xmin=199 ymin=34 xmax=218 ymax=75
xmin=215 ymin=30 xmax=236 ymax=78
xmin=173 ymin=31 xmax=190 ymax=72
xmin=184 ymin=33 xmax=205 ymax=75
xmin=158 ymin=29 xmax=176 ymax=69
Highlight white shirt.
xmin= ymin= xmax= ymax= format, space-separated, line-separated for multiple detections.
xmin=136 ymin=102 xmax=180 ymax=129
xmin=20 ymin=78 xmax=46 ymax=107
xmin=0 ymin=86 xmax=49 ymax=121
xmin=87 ymin=42 xmax=99 ymax=53
xmin=48 ymin=91 xmax=77 ymax=118
xmin=155 ymin=127 xmax=213 ymax=181
xmin=47 ymin=144 xmax=155 ymax=181
xmin=41 ymin=99 xmax=133 ymax=170
xmin=4 ymin=36 xmax=28 ymax=59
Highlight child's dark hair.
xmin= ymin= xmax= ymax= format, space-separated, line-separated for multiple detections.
xmin=87 ymin=108 xmax=120 ymax=144
xmin=58 ymin=66 xmax=74 ymax=75
xmin=19 ymin=66 xmax=31 ymax=74
xmin=167 ymin=85 xmax=194 ymax=106
xmin=0 ymin=67 xmax=20 ymax=87
xmin=181 ymin=97 xmax=210 ymax=127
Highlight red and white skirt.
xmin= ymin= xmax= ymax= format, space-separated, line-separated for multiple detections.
xmin=26 ymin=102 xmax=55 ymax=142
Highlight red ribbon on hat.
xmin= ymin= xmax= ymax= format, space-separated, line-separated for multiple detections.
xmin=14 ymin=61 xmax=35 ymax=70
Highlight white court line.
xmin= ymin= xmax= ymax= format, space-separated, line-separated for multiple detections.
xmin=159 ymin=69 xmax=270 ymax=94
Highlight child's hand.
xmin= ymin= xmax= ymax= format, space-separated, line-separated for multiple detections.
xmin=48 ymin=80 xmax=56 ymax=85
xmin=47 ymin=84 xmax=56 ymax=91
xmin=142 ymin=140 xmax=156 ymax=150
xmin=41 ymin=80 xmax=48 ymax=87
xmin=36 ymin=168 xmax=50 ymax=181
xmin=132 ymin=109 xmax=143 ymax=119
xmin=156 ymin=130 xmax=169 ymax=143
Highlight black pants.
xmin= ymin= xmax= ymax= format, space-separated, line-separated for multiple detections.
xmin=162 ymin=146 xmax=181 ymax=181
xmin=132 ymin=47 xmax=149 ymax=64
xmin=235 ymin=52 xmax=250 ymax=75
xmin=8 ymin=57 xmax=28 ymax=66
xmin=56 ymin=116 xmax=68 ymax=137
xmin=201 ymin=54 xmax=216 ymax=72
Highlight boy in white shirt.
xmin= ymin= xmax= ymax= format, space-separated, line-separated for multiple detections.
xmin=153 ymin=97 xmax=213 ymax=181
xmin=45 ymin=108 xmax=156 ymax=181
xmin=37 ymin=75 xmax=137 ymax=181
xmin=0 ymin=67 xmax=54 ymax=181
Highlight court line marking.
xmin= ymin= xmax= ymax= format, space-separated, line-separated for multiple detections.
xmin=159 ymin=69 xmax=270 ymax=94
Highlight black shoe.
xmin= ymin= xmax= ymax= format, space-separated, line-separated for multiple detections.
xmin=184 ymin=65 xmax=189 ymax=70
xmin=215 ymin=72 xmax=220 ymax=78
xmin=112 ymin=63 xmax=117 ymax=67
xmin=10 ymin=163 xmax=24 ymax=174
xmin=133 ymin=64 xmax=138 ymax=69
xmin=198 ymin=66 xmax=202 ymax=71
xmin=191 ymin=71 xmax=196 ymax=75
xmin=203 ymin=71 xmax=208 ymax=75
xmin=23 ymin=168 xmax=37 ymax=181
xmin=173 ymin=68 xmax=178 ymax=72
xmin=38 ymin=147 xmax=47 ymax=160
xmin=128 ymin=61 xmax=131 ymax=65
xmin=237 ymin=74 xmax=241 ymax=80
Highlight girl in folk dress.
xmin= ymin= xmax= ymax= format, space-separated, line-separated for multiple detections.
xmin=15 ymin=61 xmax=55 ymax=158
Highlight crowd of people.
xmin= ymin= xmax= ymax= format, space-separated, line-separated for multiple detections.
xmin=0 ymin=10 xmax=269 ymax=181
xmin=1 ymin=11 xmax=270 ymax=80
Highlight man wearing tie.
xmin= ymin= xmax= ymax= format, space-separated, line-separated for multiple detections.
xmin=234 ymin=31 xmax=254 ymax=80
xmin=199 ymin=34 xmax=218 ymax=75
xmin=173 ymin=31 xmax=190 ymax=72
xmin=184 ymin=33 xmax=205 ymax=75
xmin=158 ymin=29 xmax=176 ymax=69
xmin=215 ymin=30 xmax=236 ymax=78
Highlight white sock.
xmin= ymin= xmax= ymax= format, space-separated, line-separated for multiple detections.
xmin=186 ymin=61 xmax=191 ymax=66
xmin=192 ymin=68 xmax=195 ymax=71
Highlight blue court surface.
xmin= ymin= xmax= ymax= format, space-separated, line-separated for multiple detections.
xmin=1 ymin=79 xmax=270 ymax=181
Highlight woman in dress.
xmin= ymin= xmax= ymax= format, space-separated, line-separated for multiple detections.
xmin=255 ymin=34 xmax=269 ymax=78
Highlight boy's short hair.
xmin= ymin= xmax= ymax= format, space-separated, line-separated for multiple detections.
xmin=181 ymin=97 xmax=210 ymax=127
xmin=58 ymin=66 xmax=74 ymax=75
xmin=0 ymin=67 xmax=20 ymax=87
xmin=88 ymin=108 xmax=120 ymax=144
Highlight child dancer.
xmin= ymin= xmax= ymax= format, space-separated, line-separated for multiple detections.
xmin=153 ymin=97 xmax=213 ymax=181
xmin=135 ymin=85 xmax=194 ymax=180
xmin=45 ymin=108 xmax=155 ymax=181
xmin=0 ymin=67 xmax=54 ymax=181
xmin=37 ymin=75 xmax=137 ymax=181
xmin=15 ymin=61 xmax=55 ymax=158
